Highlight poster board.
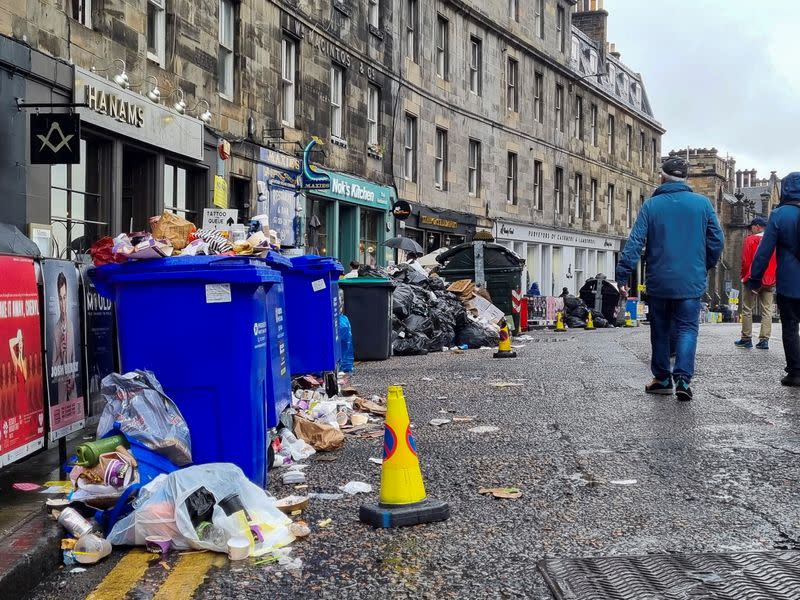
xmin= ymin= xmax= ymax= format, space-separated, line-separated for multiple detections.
xmin=0 ymin=256 xmax=46 ymax=466
xmin=79 ymin=265 xmax=117 ymax=427
xmin=41 ymin=259 xmax=85 ymax=441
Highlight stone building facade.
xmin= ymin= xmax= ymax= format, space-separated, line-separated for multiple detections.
xmin=392 ymin=0 xmax=664 ymax=295
xmin=0 ymin=0 xmax=663 ymax=283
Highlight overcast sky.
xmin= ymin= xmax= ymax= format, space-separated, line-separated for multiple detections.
xmin=606 ymin=0 xmax=800 ymax=180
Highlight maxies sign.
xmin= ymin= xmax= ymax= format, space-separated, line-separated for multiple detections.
xmin=84 ymin=85 xmax=145 ymax=128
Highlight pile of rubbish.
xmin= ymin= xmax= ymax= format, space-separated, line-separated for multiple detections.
xmin=562 ymin=295 xmax=612 ymax=329
xmin=51 ymin=370 xmax=296 ymax=567
xmin=90 ymin=210 xmax=282 ymax=266
xmin=389 ymin=273 xmax=501 ymax=356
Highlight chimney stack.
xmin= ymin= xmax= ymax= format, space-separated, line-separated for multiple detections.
xmin=608 ymin=42 xmax=621 ymax=59
xmin=572 ymin=2 xmax=608 ymax=49
xmin=736 ymin=170 xmax=742 ymax=189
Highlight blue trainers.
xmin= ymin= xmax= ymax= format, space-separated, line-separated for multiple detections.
xmin=756 ymin=340 xmax=769 ymax=350
xmin=734 ymin=338 xmax=753 ymax=349
xmin=675 ymin=379 xmax=693 ymax=402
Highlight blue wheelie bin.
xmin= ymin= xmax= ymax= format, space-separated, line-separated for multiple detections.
xmin=91 ymin=256 xmax=281 ymax=488
xmin=262 ymin=252 xmax=293 ymax=429
xmin=272 ymin=255 xmax=343 ymax=376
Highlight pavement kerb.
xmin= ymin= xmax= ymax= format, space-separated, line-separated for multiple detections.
xmin=0 ymin=507 xmax=63 ymax=596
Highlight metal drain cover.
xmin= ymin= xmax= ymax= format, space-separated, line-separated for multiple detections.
xmin=538 ymin=551 xmax=800 ymax=599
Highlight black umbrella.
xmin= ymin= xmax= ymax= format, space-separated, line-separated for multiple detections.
xmin=382 ymin=235 xmax=423 ymax=253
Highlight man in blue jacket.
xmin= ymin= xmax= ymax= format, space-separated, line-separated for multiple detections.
xmin=616 ymin=157 xmax=724 ymax=401
xmin=748 ymin=172 xmax=800 ymax=387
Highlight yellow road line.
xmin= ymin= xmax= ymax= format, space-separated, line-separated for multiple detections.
xmin=151 ymin=551 xmax=216 ymax=600
xmin=86 ymin=549 xmax=152 ymax=600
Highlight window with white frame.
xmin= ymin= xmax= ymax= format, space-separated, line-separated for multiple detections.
xmin=575 ymin=95 xmax=584 ymax=140
xmin=589 ymin=50 xmax=598 ymax=74
xmin=147 ymin=0 xmax=166 ymax=66
xmin=218 ymin=0 xmax=235 ymax=97
xmin=626 ymin=190 xmax=633 ymax=228
xmin=590 ymin=103 xmax=598 ymax=145
xmin=555 ymin=167 xmax=564 ymax=214
xmin=651 ymin=138 xmax=657 ymax=171
xmin=590 ymin=178 xmax=598 ymax=221
xmin=607 ymin=114 xmax=615 ymax=154
xmin=571 ymin=36 xmax=579 ymax=60
xmin=534 ymin=160 xmax=543 ymax=210
xmin=640 ymin=130 xmax=646 ymax=168
xmin=281 ymin=37 xmax=297 ymax=127
xmin=368 ymin=0 xmax=380 ymax=29
xmin=555 ymin=84 xmax=564 ymax=132
xmin=469 ymin=36 xmax=482 ymax=95
xmin=330 ymin=65 xmax=344 ymax=139
xmin=607 ymin=183 xmax=615 ymax=225
xmin=509 ymin=0 xmax=519 ymax=22
xmin=574 ymin=173 xmax=583 ymax=219
xmin=626 ymin=124 xmax=632 ymax=161
xmin=69 ymin=0 xmax=92 ymax=28
xmin=367 ymin=84 xmax=380 ymax=145
xmin=404 ymin=113 xmax=417 ymax=181
xmin=557 ymin=6 xmax=566 ymax=53
xmin=575 ymin=248 xmax=586 ymax=290
xmin=468 ymin=139 xmax=481 ymax=196
xmin=534 ymin=72 xmax=544 ymax=123
xmin=435 ymin=15 xmax=449 ymax=80
xmin=507 ymin=58 xmax=518 ymax=112
xmin=435 ymin=128 xmax=448 ymax=190
xmin=405 ymin=0 xmax=418 ymax=62
xmin=535 ymin=0 xmax=544 ymax=38
xmin=507 ymin=152 xmax=518 ymax=205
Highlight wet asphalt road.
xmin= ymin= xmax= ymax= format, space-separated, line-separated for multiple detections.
xmin=26 ymin=323 xmax=800 ymax=599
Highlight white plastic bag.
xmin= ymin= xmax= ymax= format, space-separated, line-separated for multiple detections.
xmin=108 ymin=463 xmax=294 ymax=553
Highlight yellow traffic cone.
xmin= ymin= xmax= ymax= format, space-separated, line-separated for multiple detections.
xmin=493 ymin=318 xmax=517 ymax=358
xmin=359 ymin=386 xmax=450 ymax=528
xmin=585 ymin=311 xmax=595 ymax=330
xmin=625 ymin=311 xmax=634 ymax=327
xmin=555 ymin=311 xmax=566 ymax=332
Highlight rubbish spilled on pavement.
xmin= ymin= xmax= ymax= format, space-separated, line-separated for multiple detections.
xmin=478 ymin=487 xmax=523 ymax=500
xmin=338 ymin=481 xmax=372 ymax=495
xmin=468 ymin=425 xmax=500 ymax=434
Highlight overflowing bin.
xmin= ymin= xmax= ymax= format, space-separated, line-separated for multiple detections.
xmin=262 ymin=252 xmax=293 ymax=429
xmin=339 ymin=277 xmax=396 ymax=361
xmin=91 ymin=256 xmax=280 ymax=488
xmin=271 ymin=255 xmax=344 ymax=376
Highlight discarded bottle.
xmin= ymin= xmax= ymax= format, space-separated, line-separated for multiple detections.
xmin=57 ymin=508 xmax=95 ymax=538
xmin=74 ymin=435 xmax=129 ymax=467
xmin=196 ymin=522 xmax=227 ymax=547
xmin=73 ymin=534 xmax=112 ymax=564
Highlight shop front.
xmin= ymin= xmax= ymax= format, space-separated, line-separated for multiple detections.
xmin=399 ymin=205 xmax=477 ymax=255
xmin=305 ymin=172 xmax=394 ymax=268
xmin=256 ymin=148 xmax=302 ymax=250
xmin=494 ymin=221 xmax=621 ymax=296
xmin=46 ymin=67 xmax=206 ymax=259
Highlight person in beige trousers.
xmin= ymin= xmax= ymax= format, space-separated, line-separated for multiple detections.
xmin=735 ymin=217 xmax=777 ymax=350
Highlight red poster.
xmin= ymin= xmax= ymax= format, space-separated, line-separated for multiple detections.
xmin=0 ymin=256 xmax=45 ymax=466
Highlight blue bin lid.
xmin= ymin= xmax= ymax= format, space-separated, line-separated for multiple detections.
xmin=90 ymin=256 xmax=282 ymax=299
xmin=288 ymin=254 xmax=344 ymax=275
xmin=263 ymin=251 xmax=293 ymax=270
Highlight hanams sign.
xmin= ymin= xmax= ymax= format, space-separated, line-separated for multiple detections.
xmin=30 ymin=113 xmax=81 ymax=164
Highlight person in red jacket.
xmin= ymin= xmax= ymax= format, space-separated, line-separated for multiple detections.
xmin=735 ymin=216 xmax=777 ymax=349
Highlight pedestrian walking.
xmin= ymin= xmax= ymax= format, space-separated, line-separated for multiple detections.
xmin=734 ymin=217 xmax=776 ymax=350
xmin=616 ymin=157 xmax=724 ymax=401
xmin=748 ymin=172 xmax=800 ymax=387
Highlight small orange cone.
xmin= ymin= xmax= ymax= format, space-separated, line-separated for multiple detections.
xmin=359 ymin=386 xmax=450 ymax=528
xmin=493 ymin=318 xmax=517 ymax=358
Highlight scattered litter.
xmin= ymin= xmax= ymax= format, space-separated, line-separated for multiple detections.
xmin=308 ymin=492 xmax=344 ymax=500
xmin=159 ymin=561 xmax=171 ymax=571
xmin=13 ymin=482 xmax=43 ymax=492
xmin=610 ymin=479 xmax=638 ymax=486
xmin=338 ymin=481 xmax=373 ymax=495
xmin=436 ymin=396 xmax=447 ymax=401
xmin=254 ymin=556 xmax=279 ymax=566
xmin=317 ymin=518 xmax=333 ymax=528
xmin=289 ymin=522 xmax=311 ymax=538
xmin=353 ymin=397 xmax=387 ymax=416
xmin=469 ymin=425 xmax=500 ymax=434
xmin=479 ymin=487 xmax=523 ymax=499
xmin=282 ymin=471 xmax=306 ymax=485
xmin=452 ymin=416 xmax=476 ymax=423
xmin=275 ymin=495 xmax=309 ymax=514
xmin=69 ymin=568 xmax=87 ymax=574
xmin=421 ymin=377 xmax=433 ymax=382
xmin=313 ymin=454 xmax=339 ymax=462
xmin=429 ymin=418 xmax=451 ymax=427
xmin=490 ymin=382 xmax=524 ymax=388
xmin=279 ymin=557 xmax=303 ymax=570
xmin=515 ymin=335 xmax=534 ymax=341
xmin=350 ymin=413 xmax=369 ymax=426
xmin=368 ymin=457 xmax=383 ymax=466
